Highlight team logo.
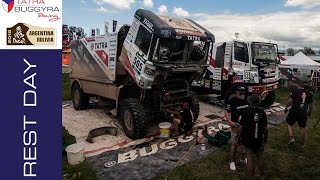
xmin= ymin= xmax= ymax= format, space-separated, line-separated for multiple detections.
xmin=7 ymin=23 xmax=56 ymax=46
xmin=2 ymin=0 xmax=14 ymax=13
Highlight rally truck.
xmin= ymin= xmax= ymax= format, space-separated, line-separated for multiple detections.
xmin=201 ymin=41 xmax=280 ymax=107
xmin=68 ymin=9 xmax=215 ymax=139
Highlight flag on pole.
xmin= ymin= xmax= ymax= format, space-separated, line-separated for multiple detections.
xmin=91 ymin=29 xmax=95 ymax=37
xmin=73 ymin=32 xmax=77 ymax=40
xmin=112 ymin=20 xmax=117 ymax=32
xmin=105 ymin=21 xmax=109 ymax=34
xmin=96 ymin=28 xmax=100 ymax=36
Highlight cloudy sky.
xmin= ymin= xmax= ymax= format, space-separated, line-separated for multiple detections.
xmin=63 ymin=0 xmax=320 ymax=51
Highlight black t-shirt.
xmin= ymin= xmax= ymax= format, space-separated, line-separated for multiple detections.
xmin=240 ymin=107 xmax=267 ymax=150
xmin=290 ymin=88 xmax=313 ymax=112
xmin=225 ymin=97 xmax=249 ymax=123
xmin=180 ymin=109 xmax=194 ymax=130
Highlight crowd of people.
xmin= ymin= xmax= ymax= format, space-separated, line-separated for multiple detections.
xmin=226 ymin=83 xmax=313 ymax=179
xmin=165 ymin=82 xmax=314 ymax=180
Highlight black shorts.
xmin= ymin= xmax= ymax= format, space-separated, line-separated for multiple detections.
xmin=286 ymin=110 xmax=308 ymax=128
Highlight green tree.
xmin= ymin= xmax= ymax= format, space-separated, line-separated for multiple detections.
xmin=287 ymin=48 xmax=295 ymax=56
xmin=68 ymin=26 xmax=85 ymax=40
xmin=298 ymin=49 xmax=304 ymax=54
xmin=303 ymin=47 xmax=315 ymax=55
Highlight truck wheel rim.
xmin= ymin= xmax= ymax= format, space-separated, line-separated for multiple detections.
xmin=74 ymin=90 xmax=80 ymax=105
xmin=124 ymin=110 xmax=133 ymax=131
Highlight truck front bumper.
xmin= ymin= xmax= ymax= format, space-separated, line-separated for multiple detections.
xmin=248 ymin=82 xmax=278 ymax=93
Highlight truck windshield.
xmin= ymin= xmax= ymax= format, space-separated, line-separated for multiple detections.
xmin=154 ymin=38 xmax=209 ymax=64
xmin=252 ymin=43 xmax=277 ymax=62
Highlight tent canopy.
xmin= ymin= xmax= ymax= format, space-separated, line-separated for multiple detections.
xmin=280 ymin=52 xmax=320 ymax=67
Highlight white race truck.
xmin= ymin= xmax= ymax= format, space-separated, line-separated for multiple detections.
xmin=69 ymin=9 xmax=215 ymax=139
xmin=201 ymin=41 xmax=280 ymax=107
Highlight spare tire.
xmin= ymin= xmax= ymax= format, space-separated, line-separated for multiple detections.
xmin=190 ymin=45 xmax=205 ymax=60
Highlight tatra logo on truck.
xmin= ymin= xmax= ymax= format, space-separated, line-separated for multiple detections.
xmin=92 ymin=42 xmax=107 ymax=49
xmin=143 ymin=18 xmax=154 ymax=31
xmin=187 ymin=36 xmax=200 ymax=41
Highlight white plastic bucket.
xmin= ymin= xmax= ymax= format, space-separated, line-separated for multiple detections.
xmin=159 ymin=122 xmax=171 ymax=138
xmin=65 ymin=143 xmax=85 ymax=165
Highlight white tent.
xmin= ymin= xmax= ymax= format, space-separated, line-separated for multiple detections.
xmin=280 ymin=52 xmax=320 ymax=70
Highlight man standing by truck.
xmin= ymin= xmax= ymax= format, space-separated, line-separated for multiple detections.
xmin=285 ymin=82 xmax=313 ymax=146
xmin=238 ymin=95 xmax=268 ymax=180
xmin=225 ymin=85 xmax=249 ymax=171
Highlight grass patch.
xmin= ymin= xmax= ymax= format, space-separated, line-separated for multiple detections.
xmin=62 ymin=73 xmax=72 ymax=101
xmin=62 ymin=127 xmax=98 ymax=180
xmin=155 ymin=88 xmax=320 ymax=179
xmin=62 ymin=157 xmax=98 ymax=180
xmin=62 ymin=75 xmax=98 ymax=179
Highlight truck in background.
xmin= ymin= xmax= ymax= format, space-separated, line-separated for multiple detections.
xmin=201 ymin=41 xmax=280 ymax=107
xmin=69 ymin=9 xmax=215 ymax=139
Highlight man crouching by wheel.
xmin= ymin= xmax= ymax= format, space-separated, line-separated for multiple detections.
xmin=165 ymin=98 xmax=195 ymax=136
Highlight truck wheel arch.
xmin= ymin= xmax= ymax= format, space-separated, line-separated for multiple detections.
xmin=116 ymin=85 xmax=141 ymax=113
xmin=71 ymin=79 xmax=83 ymax=90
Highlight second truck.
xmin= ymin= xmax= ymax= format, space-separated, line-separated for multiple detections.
xmin=201 ymin=40 xmax=280 ymax=107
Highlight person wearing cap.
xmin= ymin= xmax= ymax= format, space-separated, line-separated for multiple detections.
xmin=237 ymin=94 xmax=268 ymax=180
xmin=225 ymin=85 xmax=249 ymax=171
xmin=285 ymin=82 xmax=313 ymax=145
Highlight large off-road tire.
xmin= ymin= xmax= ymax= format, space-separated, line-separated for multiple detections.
xmin=260 ymin=90 xmax=276 ymax=108
xmin=118 ymin=98 xmax=146 ymax=139
xmin=189 ymin=92 xmax=200 ymax=121
xmin=71 ymin=82 xmax=90 ymax=110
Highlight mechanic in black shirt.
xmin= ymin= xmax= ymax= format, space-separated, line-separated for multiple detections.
xmin=225 ymin=85 xmax=249 ymax=171
xmin=285 ymin=82 xmax=313 ymax=145
xmin=166 ymin=99 xmax=195 ymax=136
xmin=238 ymin=94 xmax=268 ymax=180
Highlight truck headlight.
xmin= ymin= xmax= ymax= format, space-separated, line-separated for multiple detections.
xmin=144 ymin=63 xmax=155 ymax=76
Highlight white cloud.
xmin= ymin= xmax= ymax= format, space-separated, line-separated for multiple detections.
xmin=172 ymin=6 xmax=190 ymax=17
xmin=143 ymin=0 xmax=153 ymax=8
xmin=93 ymin=0 xmax=135 ymax=10
xmin=96 ymin=6 xmax=108 ymax=13
xmin=80 ymin=7 xmax=117 ymax=13
xmin=285 ymin=0 xmax=320 ymax=9
xmin=157 ymin=5 xmax=168 ymax=15
xmin=81 ymin=0 xmax=86 ymax=3
xmin=192 ymin=11 xmax=320 ymax=49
